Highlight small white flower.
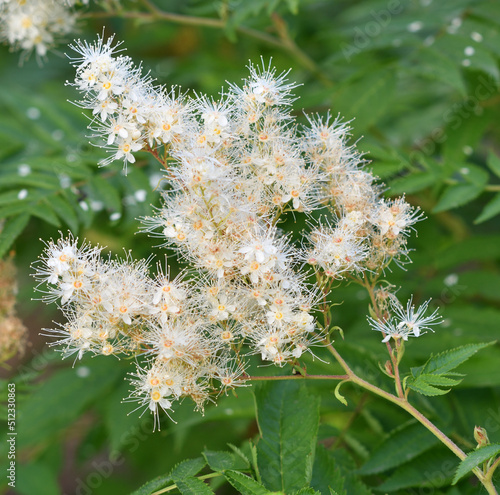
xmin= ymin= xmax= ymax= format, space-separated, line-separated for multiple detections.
xmin=368 ymin=296 xmax=442 ymax=342
xmin=391 ymin=297 xmax=442 ymax=338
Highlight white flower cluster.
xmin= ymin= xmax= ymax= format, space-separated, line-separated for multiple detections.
xmin=68 ymin=35 xmax=189 ymax=167
xmin=34 ymin=235 xmax=249 ymax=428
xmin=35 ymin=34 xmax=430 ymax=426
xmin=0 ymin=0 xmax=87 ymax=58
xmin=302 ymin=113 xmax=423 ymax=276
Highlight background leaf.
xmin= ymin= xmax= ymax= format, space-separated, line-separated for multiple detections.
xmin=475 ymin=192 xmax=500 ymax=223
xmin=0 ymin=212 xmax=30 ymax=258
xmin=432 ymin=183 xmax=484 ymax=213
xmin=359 ymin=421 xmax=440 ymax=475
xmin=254 ymin=381 xmax=320 ymax=493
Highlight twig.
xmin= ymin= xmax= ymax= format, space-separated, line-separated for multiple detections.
xmin=80 ymin=3 xmax=330 ymax=84
xmin=244 ymin=373 xmax=349 ymax=381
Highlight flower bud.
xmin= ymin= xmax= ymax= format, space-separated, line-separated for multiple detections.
xmin=474 ymin=426 xmax=490 ymax=447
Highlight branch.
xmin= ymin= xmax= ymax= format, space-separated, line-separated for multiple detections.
xmin=81 ymin=3 xmax=330 ymax=83
xmin=244 ymin=373 xmax=349 ymax=381
xmin=324 ymin=340 xmax=491 ymax=489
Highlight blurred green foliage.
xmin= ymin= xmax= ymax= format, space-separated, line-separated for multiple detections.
xmin=1 ymin=0 xmax=500 ymax=493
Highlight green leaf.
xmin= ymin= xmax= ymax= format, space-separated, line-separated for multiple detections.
xmin=249 ymin=440 xmax=261 ymax=484
xmin=0 ymin=190 xmax=23 ymax=207
xmin=415 ymin=47 xmax=467 ymax=96
xmin=487 ymin=151 xmax=500 ymax=178
xmin=334 ymin=380 xmax=348 ymax=406
xmin=167 ymin=458 xmax=211 ymax=495
xmin=389 ymin=172 xmax=437 ymax=195
xmin=30 ymin=200 xmax=61 ymax=228
xmin=254 ymin=381 xmax=320 ymax=493
xmin=464 ymin=44 xmax=500 ymax=83
xmin=405 ymin=373 xmax=463 ymax=395
xmin=19 ymin=156 xmax=92 ymax=180
xmin=223 ymin=0 xmax=289 ymax=39
xmin=49 ymin=193 xmax=80 ymax=232
xmin=375 ymin=449 xmax=457 ymax=492
xmin=170 ymin=457 xmax=207 ymax=481
xmin=175 ymin=477 xmax=214 ymax=495
xmin=0 ymin=200 xmax=32 ymax=219
xmin=130 ymin=475 xmax=172 ymax=495
xmin=228 ymin=443 xmax=252 ymax=468
xmin=311 ymin=445 xmax=346 ymax=495
xmin=358 ymin=422 xmax=439 ymax=475
xmin=323 ymin=449 xmax=372 ymax=495
xmin=223 ymin=470 xmax=272 ymax=495
xmin=285 ymin=0 xmax=299 ymax=15
xmin=332 ymin=70 xmax=397 ymax=134
xmin=344 ymin=433 xmax=370 ymax=461
xmin=456 ymin=164 xmax=489 ymax=188
xmin=293 ymin=489 xmax=321 ymax=495
xmin=0 ymin=212 xmax=29 ymax=258
xmin=0 ymin=172 xmax=60 ymax=190
xmin=434 ymin=234 xmax=500 ymax=270
xmin=0 ymin=133 xmax=23 ymax=161
xmin=104 ymin=379 xmax=149 ymax=456
xmin=370 ymin=162 xmax=404 ymax=180
xmin=89 ymin=175 xmax=123 ymax=213
xmin=407 ymin=343 xmax=494 ymax=395
xmin=441 ymin=102 xmax=493 ymax=165
xmin=62 ymin=189 xmax=95 ymax=229
xmin=203 ymin=449 xmax=249 ymax=472
xmin=432 ymin=183 xmax=484 ymax=213
xmin=417 ymin=374 xmax=462 ymax=387
xmin=475 ymin=192 xmax=500 ymax=224
xmin=420 ymin=342 xmax=494 ymax=376
xmin=16 ymin=358 xmax=123 ymax=449
xmin=452 ymin=444 xmax=500 ymax=485
xmin=406 ymin=380 xmax=452 ymax=396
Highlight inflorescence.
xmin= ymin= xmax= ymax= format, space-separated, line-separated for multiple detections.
xmin=33 ymin=34 xmax=440 ymax=428
xmin=0 ymin=0 xmax=90 ymax=59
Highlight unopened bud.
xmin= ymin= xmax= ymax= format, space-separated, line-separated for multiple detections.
xmin=474 ymin=426 xmax=490 ymax=447
xmin=384 ymin=360 xmax=393 ymax=377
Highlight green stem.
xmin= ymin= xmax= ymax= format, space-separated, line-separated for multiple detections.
xmin=82 ymin=9 xmax=283 ymax=47
xmin=82 ymin=4 xmax=329 ymax=84
xmin=246 ymin=346 xmax=497 ymax=491
xmin=360 ymin=276 xmax=405 ymax=399
xmin=484 ymin=456 xmax=500 ymax=485
xmin=444 ymin=179 xmax=500 ymax=193
xmin=324 ymin=342 xmax=492 ymax=490
xmin=392 ymin=340 xmax=405 ymax=399
xmin=270 ymin=13 xmax=332 ymax=87
xmin=246 ymin=374 xmax=349 ymax=381
xmin=484 ymin=478 xmax=499 ymax=495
